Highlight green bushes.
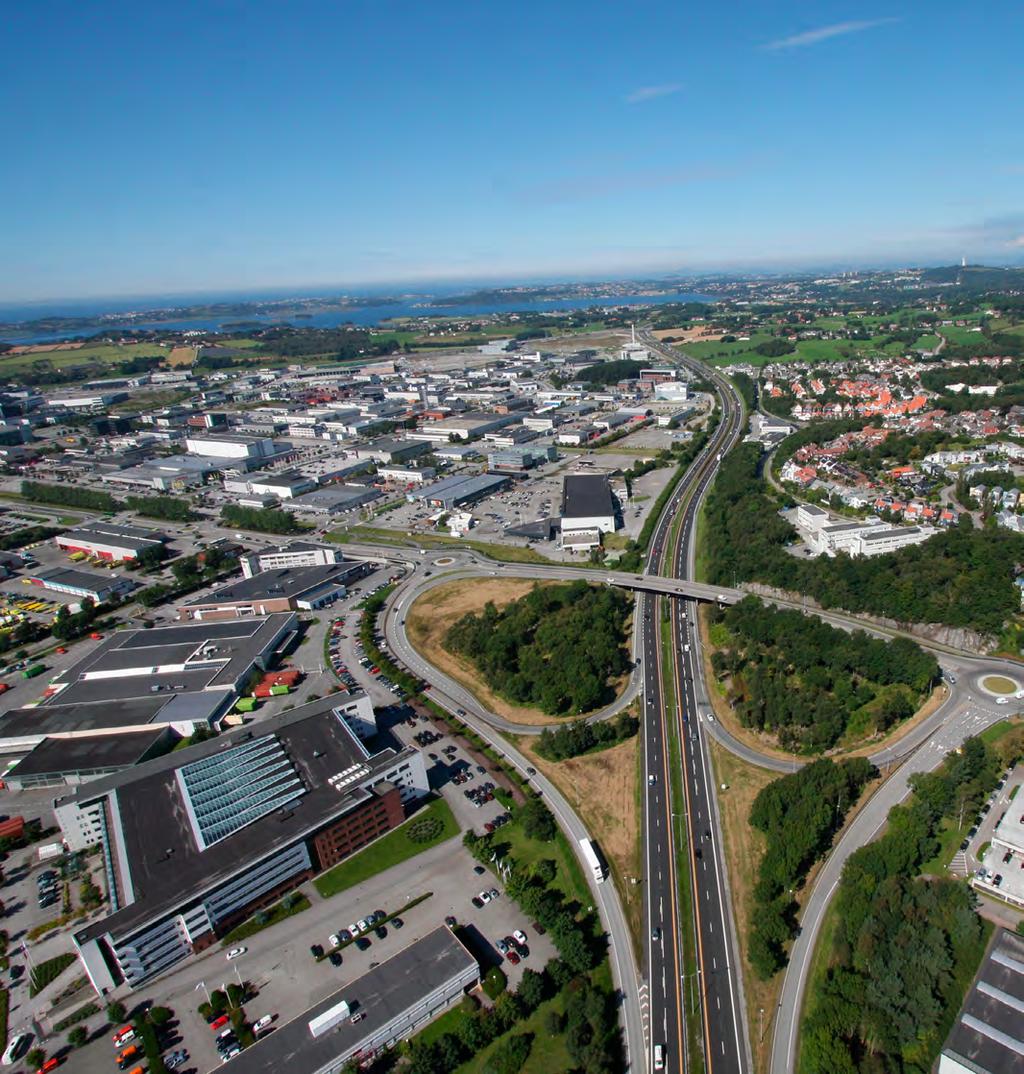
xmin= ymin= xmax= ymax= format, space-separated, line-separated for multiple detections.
xmin=407 ymin=815 xmax=443 ymax=843
xmin=0 ymin=525 xmax=61 ymax=551
xmin=125 ymin=494 xmax=197 ymax=521
xmin=482 ymin=966 xmax=507 ymax=1000
xmin=29 ymin=951 xmax=76 ymax=996
xmin=747 ymin=759 xmax=874 ymax=979
xmin=220 ymin=892 xmax=310 ymax=944
xmin=445 ymin=581 xmax=631 ymax=715
xmin=21 ymin=480 xmax=119 ymax=512
xmin=536 ymin=711 xmax=639 ymax=761
xmin=221 ymin=504 xmax=303 ymax=534
xmin=54 ymin=1002 xmax=100 ymax=1031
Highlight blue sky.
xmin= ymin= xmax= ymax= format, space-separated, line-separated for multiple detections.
xmin=1 ymin=1 xmax=1022 ymax=301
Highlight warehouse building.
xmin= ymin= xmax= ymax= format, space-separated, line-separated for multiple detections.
xmin=408 ymin=472 xmax=511 ymax=510
xmin=55 ymin=521 xmax=168 ymax=562
xmin=59 ymin=696 xmax=429 ymax=992
xmin=352 ymin=437 xmax=432 ymax=465
xmin=0 ymin=614 xmax=298 ymax=753
xmin=487 ymin=445 xmax=557 ymax=472
xmin=939 ymin=928 xmax=1024 ymax=1074
xmin=284 ymin=484 xmax=381 ymax=516
xmin=24 ymin=566 xmax=138 ymax=604
xmin=407 ymin=411 xmax=517 ymax=443
xmin=227 ymin=928 xmax=479 ymax=1074
xmin=560 ymin=473 xmax=619 ymax=534
xmin=223 ymin=470 xmax=317 ymax=500
xmin=179 ymin=561 xmax=371 ymax=620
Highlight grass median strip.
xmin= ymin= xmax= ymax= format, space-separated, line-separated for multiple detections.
xmin=221 ymin=893 xmax=311 ymax=946
xmin=313 ymin=797 xmax=458 ymax=899
xmin=29 ymin=952 xmax=76 ymax=997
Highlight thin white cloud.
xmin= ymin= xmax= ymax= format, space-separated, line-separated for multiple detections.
xmin=625 ymin=83 xmax=682 ymax=104
xmin=764 ymin=18 xmax=898 ymax=51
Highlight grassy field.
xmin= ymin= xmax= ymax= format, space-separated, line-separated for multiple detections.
xmin=313 ymin=797 xmax=458 ymax=898
xmin=0 ymin=341 xmax=171 ymax=374
xmin=29 ymin=952 xmax=77 ymax=997
xmin=454 ymin=993 xmax=572 ymax=1074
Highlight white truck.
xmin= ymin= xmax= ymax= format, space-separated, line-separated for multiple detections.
xmin=579 ymin=837 xmax=607 ymax=883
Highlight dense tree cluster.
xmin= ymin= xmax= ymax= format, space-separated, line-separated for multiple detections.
xmin=705 ymin=444 xmax=1024 ymax=634
xmin=0 ymin=525 xmax=60 ymax=551
xmin=576 ymin=358 xmax=645 ymax=385
xmin=536 ymin=712 xmax=640 ymax=761
xmin=753 ymin=337 xmax=796 ymax=357
xmin=21 ymin=480 xmax=118 ymax=513
xmin=710 ymin=597 xmax=937 ymax=752
xmin=747 ymin=758 xmax=874 ymax=978
xmin=731 ymin=370 xmax=756 ymax=410
xmin=220 ymin=503 xmax=303 ymax=534
xmin=445 ymin=581 xmax=632 ymax=716
xmin=253 ymin=326 xmax=399 ymax=360
xmin=124 ymin=495 xmax=197 ymax=522
xmin=801 ymin=737 xmax=1000 ymax=1073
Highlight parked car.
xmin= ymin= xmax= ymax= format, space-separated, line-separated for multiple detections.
xmin=225 ymin=946 xmax=247 ymax=960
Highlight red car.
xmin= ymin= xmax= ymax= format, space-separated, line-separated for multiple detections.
xmin=506 ymin=950 xmax=520 ymax=965
xmin=210 ymin=1015 xmax=230 ymax=1031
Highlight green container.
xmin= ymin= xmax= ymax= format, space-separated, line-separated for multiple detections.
xmin=22 ymin=664 xmax=45 ymax=679
xmin=270 ymin=684 xmax=290 ymax=696
xmin=235 ymin=697 xmax=257 ymax=712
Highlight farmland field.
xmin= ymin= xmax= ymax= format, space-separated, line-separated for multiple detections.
xmin=0 ymin=341 xmax=171 ymax=374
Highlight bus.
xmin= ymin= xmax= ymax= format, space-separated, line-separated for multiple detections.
xmin=579 ymin=837 xmax=607 ymax=883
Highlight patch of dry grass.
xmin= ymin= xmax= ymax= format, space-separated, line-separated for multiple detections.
xmin=518 ymin=732 xmax=643 ymax=952
xmin=168 ymin=345 xmax=197 ymax=367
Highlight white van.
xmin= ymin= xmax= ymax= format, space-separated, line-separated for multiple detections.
xmin=653 ymin=1043 xmax=665 ymax=1070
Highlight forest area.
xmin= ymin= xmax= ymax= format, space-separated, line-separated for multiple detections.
xmin=708 ymin=597 xmax=938 ymax=752
xmin=800 ymin=733 xmax=1022 ymax=1074
xmin=444 ymin=581 xmax=632 ymax=716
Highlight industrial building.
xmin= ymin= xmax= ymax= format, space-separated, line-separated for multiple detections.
xmin=352 ymin=437 xmax=432 ymax=465
xmin=185 ymin=433 xmax=277 ymax=460
xmin=408 ymin=472 xmax=511 ymax=510
xmin=3 ymin=728 xmax=176 ymax=791
xmin=938 ymin=928 xmax=1024 ymax=1074
xmin=179 ymin=561 xmax=371 ymax=620
xmin=560 ymin=473 xmax=619 ymax=534
xmin=284 ymin=484 xmax=381 ymax=516
xmin=60 ymin=696 xmax=429 ymax=992
xmin=0 ymin=614 xmax=297 ymax=753
xmin=227 ymin=928 xmax=479 ymax=1074
xmin=24 ymin=566 xmax=138 ymax=604
xmin=223 ymin=470 xmax=317 ymax=500
xmin=811 ymin=518 xmax=934 ymax=558
xmin=487 ymin=445 xmax=557 ymax=471
xmin=407 ymin=411 xmax=517 ymax=443
xmin=55 ymin=521 xmax=168 ymax=562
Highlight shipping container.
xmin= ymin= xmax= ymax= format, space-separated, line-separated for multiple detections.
xmin=22 ymin=664 xmax=45 ymax=679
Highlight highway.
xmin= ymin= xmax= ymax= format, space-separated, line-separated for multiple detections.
xmin=638 ymin=334 xmax=749 ymax=1074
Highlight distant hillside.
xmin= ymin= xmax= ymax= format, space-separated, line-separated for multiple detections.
xmin=920 ymin=264 xmax=1024 ymax=290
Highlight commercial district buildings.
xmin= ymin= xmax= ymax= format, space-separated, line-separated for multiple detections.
xmin=56 ymin=696 xmax=429 ymax=993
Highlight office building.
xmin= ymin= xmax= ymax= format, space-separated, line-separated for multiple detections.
xmin=60 ymin=696 xmax=429 ymax=993
xmin=560 ymin=474 xmax=618 ymax=534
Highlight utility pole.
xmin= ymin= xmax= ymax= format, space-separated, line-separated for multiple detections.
xmin=759 ymin=1006 xmax=765 ymax=1045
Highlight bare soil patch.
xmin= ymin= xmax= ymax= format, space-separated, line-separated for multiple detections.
xmin=7 ymin=342 xmax=85 ymax=355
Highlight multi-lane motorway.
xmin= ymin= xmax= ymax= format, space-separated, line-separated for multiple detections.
xmin=637 ymin=334 xmax=749 ymax=1074
xmin=367 ymin=328 xmax=1024 ymax=1074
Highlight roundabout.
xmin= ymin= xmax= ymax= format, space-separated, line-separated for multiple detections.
xmin=980 ymin=673 xmax=1022 ymax=697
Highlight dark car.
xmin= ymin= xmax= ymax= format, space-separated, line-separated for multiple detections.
xmin=473 ymin=865 xmax=486 ymax=876
xmin=391 ymin=917 xmax=403 ymax=929
xmin=310 ymin=943 xmax=324 ymax=959
xmin=445 ymin=915 xmax=456 ymax=928
xmin=375 ymin=926 xmax=387 ymax=940
xmin=329 ymin=952 xmax=343 ymax=967
xmin=471 ymin=896 xmax=484 ymax=908
xmin=355 ymin=937 xmax=372 ymax=951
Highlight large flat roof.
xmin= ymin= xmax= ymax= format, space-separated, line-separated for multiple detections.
xmin=226 ymin=928 xmax=478 ymax=1074
xmin=942 ymin=928 xmax=1024 ymax=1074
xmin=184 ymin=563 xmax=363 ymax=607
xmin=30 ymin=566 xmax=136 ymax=593
xmin=561 ymin=473 xmax=616 ymax=519
xmin=47 ymin=614 xmax=296 ymax=695
xmin=69 ymin=695 xmax=412 ymax=944
xmin=9 ymin=729 xmax=169 ymax=778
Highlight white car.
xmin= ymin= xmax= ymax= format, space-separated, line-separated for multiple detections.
xmin=252 ymin=1016 xmax=273 ymax=1032
xmin=329 ymin=933 xmax=342 ymax=948
xmin=479 ymin=890 xmax=492 ymax=904
xmin=2 ymin=1033 xmax=31 ymax=1065
xmin=225 ymin=946 xmax=247 ymax=960
xmin=997 ymin=697 xmax=1010 ymax=705
xmin=513 ymin=929 xmax=527 ymax=946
